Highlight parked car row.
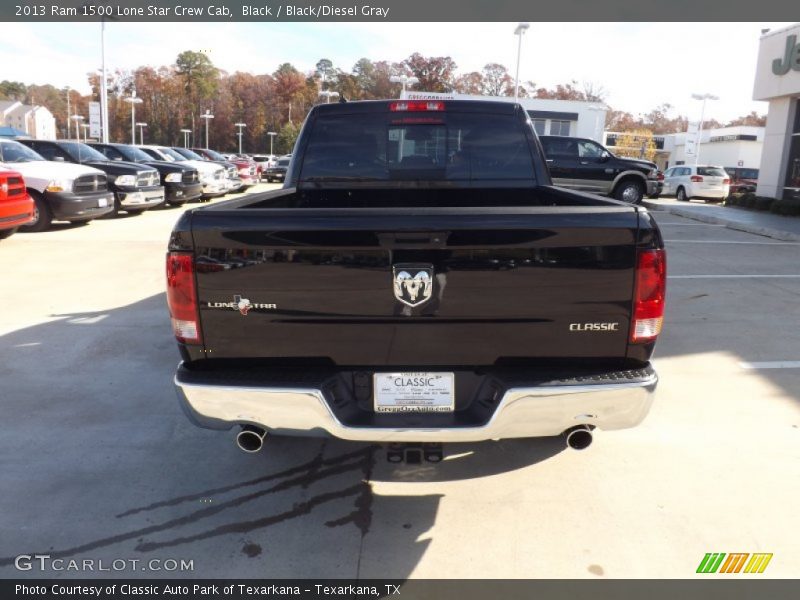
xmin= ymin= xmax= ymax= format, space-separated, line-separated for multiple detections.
xmin=0 ymin=138 xmax=262 ymax=238
xmin=536 ymin=135 xmax=749 ymax=204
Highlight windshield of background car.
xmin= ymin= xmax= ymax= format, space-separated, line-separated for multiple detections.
xmin=118 ymin=146 xmax=154 ymax=161
xmin=731 ymin=168 xmax=759 ymax=179
xmin=697 ymin=167 xmax=728 ymax=177
xmin=298 ymin=112 xmax=536 ymax=184
xmin=202 ymin=149 xmax=227 ymax=161
xmin=277 ymin=158 xmax=291 ymax=167
xmin=0 ymin=140 xmax=46 ymax=162
xmin=60 ymin=142 xmax=108 ymax=162
xmin=175 ymin=148 xmax=205 ymax=161
xmin=159 ymin=148 xmax=186 ymax=162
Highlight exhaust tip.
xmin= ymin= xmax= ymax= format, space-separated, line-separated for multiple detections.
xmin=566 ymin=425 xmax=593 ymax=450
xmin=236 ymin=426 xmax=266 ymax=453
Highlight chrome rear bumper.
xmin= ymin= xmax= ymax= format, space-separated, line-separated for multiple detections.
xmin=175 ymin=364 xmax=657 ymax=442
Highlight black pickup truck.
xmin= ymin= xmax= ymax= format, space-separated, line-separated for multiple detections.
xmin=20 ymin=140 xmax=164 ymax=215
xmin=168 ymin=100 xmax=665 ymax=453
xmin=539 ymin=136 xmax=662 ymax=203
xmin=88 ymin=142 xmax=202 ymax=206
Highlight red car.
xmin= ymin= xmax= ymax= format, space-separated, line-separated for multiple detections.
xmin=190 ymin=148 xmax=258 ymax=188
xmin=0 ymin=169 xmax=34 ymax=240
xmin=724 ymin=167 xmax=759 ymax=194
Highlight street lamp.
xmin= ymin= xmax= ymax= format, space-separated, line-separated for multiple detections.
xmin=513 ymin=22 xmax=530 ymax=103
xmin=70 ymin=114 xmax=84 ymax=140
xmin=80 ymin=123 xmax=90 ymax=142
xmin=267 ymin=131 xmax=277 ymax=156
xmin=200 ymin=110 xmax=214 ymax=149
xmin=319 ymin=90 xmax=339 ymax=104
xmin=135 ymin=122 xmax=147 ymax=145
xmin=691 ymin=93 xmax=719 ymax=166
xmin=99 ymin=20 xmax=109 ymax=143
xmin=389 ymin=75 xmax=419 ymax=97
xmin=586 ymin=105 xmax=608 ymax=143
xmin=180 ymin=128 xmax=192 ymax=148
xmin=234 ymin=122 xmax=246 ymax=154
xmin=124 ymin=91 xmax=143 ymax=145
xmin=65 ymin=87 xmax=71 ymax=139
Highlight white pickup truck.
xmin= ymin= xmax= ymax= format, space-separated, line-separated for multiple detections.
xmin=0 ymin=139 xmax=114 ymax=231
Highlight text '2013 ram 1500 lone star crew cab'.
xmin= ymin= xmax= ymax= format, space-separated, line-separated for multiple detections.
xmin=168 ymin=100 xmax=666 ymax=453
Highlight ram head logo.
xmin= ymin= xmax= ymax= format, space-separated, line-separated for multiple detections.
xmin=393 ymin=265 xmax=434 ymax=307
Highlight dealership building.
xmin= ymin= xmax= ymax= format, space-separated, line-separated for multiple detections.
xmin=401 ymin=90 xmax=608 ymax=141
xmin=754 ymin=23 xmax=800 ymax=200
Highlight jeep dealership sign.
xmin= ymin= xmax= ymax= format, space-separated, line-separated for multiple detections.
xmin=754 ymin=25 xmax=800 ymax=100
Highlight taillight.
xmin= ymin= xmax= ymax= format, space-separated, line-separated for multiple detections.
xmin=631 ymin=249 xmax=666 ymax=344
xmin=166 ymin=252 xmax=202 ymax=344
xmin=723 ymin=178 xmax=730 ymax=184
xmin=389 ymin=101 xmax=445 ymax=112
xmin=657 ymin=172 xmax=664 ymax=181
xmin=690 ymin=175 xmax=703 ymax=182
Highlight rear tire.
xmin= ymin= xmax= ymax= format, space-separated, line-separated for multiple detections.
xmin=0 ymin=227 xmax=18 ymax=240
xmin=20 ymin=191 xmax=52 ymax=233
xmin=676 ymin=186 xmax=689 ymax=202
xmin=613 ymin=179 xmax=644 ymax=204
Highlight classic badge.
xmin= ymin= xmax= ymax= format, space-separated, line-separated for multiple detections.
xmin=393 ymin=265 xmax=434 ymax=307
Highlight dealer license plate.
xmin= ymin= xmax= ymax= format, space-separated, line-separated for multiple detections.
xmin=98 ymin=197 xmax=109 ymax=208
xmin=374 ymin=372 xmax=454 ymax=413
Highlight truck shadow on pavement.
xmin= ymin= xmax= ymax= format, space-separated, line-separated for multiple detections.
xmin=0 ymin=294 xmax=565 ymax=578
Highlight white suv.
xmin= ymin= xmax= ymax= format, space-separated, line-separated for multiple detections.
xmin=662 ymin=165 xmax=730 ymax=202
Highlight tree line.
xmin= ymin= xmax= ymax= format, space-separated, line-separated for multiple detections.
xmin=0 ymin=51 xmax=766 ymax=154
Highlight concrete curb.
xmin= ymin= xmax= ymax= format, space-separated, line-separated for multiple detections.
xmin=642 ymin=201 xmax=800 ymax=242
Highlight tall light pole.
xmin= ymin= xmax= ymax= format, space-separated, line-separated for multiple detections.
xmin=587 ymin=105 xmax=607 ymax=143
xmin=70 ymin=114 xmax=84 ymax=141
xmin=180 ymin=128 xmax=192 ymax=148
xmin=319 ymin=90 xmax=339 ymax=104
xmin=124 ymin=91 xmax=143 ymax=145
xmin=65 ymin=86 xmax=71 ymax=139
xmin=80 ymin=123 xmax=90 ymax=142
xmin=390 ymin=74 xmax=419 ymax=97
xmin=691 ymin=93 xmax=719 ymax=166
xmin=100 ymin=20 xmax=109 ymax=143
xmin=136 ymin=122 xmax=147 ymax=145
xmin=234 ymin=122 xmax=246 ymax=154
xmin=267 ymin=131 xmax=277 ymax=156
xmin=200 ymin=110 xmax=214 ymax=149
xmin=513 ymin=22 xmax=530 ymax=103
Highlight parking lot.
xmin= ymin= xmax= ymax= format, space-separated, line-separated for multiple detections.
xmin=0 ymin=195 xmax=798 ymax=579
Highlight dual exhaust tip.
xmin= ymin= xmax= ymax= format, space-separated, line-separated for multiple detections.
xmin=235 ymin=424 xmax=593 ymax=453
xmin=236 ymin=425 xmax=267 ymax=453
xmin=565 ymin=425 xmax=594 ymax=450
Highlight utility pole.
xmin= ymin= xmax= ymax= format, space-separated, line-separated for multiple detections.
xmin=234 ymin=122 xmax=246 ymax=154
xmin=65 ymin=87 xmax=71 ymax=139
xmin=100 ymin=20 xmax=109 ymax=143
xmin=513 ymin=23 xmax=530 ymax=103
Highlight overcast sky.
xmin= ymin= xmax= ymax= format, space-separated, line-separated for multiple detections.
xmin=0 ymin=21 xmax=795 ymax=123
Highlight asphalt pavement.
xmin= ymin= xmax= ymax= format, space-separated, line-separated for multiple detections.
xmin=0 ymin=192 xmax=798 ymax=579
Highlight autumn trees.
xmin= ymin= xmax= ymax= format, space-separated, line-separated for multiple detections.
xmin=0 ymin=50 xmax=767 ymax=153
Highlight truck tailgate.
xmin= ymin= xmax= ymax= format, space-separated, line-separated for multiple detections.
xmin=189 ymin=206 xmax=639 ymax=366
